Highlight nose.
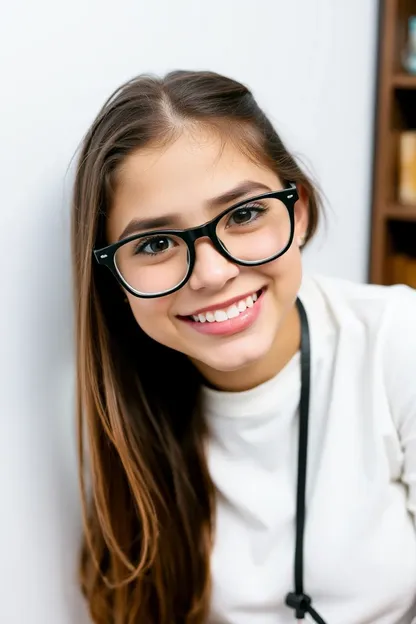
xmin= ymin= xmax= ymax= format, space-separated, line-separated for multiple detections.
xmin=188 ymin=239 xmax=240 ymax=291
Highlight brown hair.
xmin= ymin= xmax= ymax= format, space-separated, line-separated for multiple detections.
xmin=71 ymin=70 xmax=323 ymax=623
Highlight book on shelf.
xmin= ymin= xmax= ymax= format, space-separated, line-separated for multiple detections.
xmin=390 ymin=253 xmax=416 ymax=288
xmin=398 ymin=131 xmax=416 ymax=205
xmin=403 ymin=16 xmax=416 ymax=74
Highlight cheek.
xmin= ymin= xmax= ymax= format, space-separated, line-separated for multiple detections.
xmin=129 ymin=297 xmax=177 ymax=342
xmin=260 ymin=246 xmax=303 ymax=315
xmin=262 ymin=244 xmax=302 ymax=283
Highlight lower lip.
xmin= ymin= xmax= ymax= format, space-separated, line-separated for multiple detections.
xmin=179 ymin=289 xmax=266 ymax=336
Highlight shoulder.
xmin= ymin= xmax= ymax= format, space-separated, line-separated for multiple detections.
xmin=301 ymin=274 xmax=416 ymax=424
xmin=300 ymin=273 xmax=416 ymax=338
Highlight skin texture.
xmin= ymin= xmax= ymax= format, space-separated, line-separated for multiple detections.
xmin=107 ymin=128 xmax=309 ymax=391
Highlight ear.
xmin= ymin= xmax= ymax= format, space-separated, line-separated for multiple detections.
xmin=293 ymin=183 xmax=309 ymax=247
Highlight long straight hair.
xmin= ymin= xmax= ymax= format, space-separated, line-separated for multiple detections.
xmin=71 ymin=70 xmax=323 ymax=623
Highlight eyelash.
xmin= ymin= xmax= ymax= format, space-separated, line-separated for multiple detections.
xmin=225 ymin=203 xmax=268 ymax=227
xmin=133 ymin=236 xmax=176 ymax=256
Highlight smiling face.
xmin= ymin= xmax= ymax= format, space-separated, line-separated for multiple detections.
xmin=106 ymin=127 xmax=308 ymax=390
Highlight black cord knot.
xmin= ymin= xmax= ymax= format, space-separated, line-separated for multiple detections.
xmin=285 ymin=592 xmax=312 ymax=618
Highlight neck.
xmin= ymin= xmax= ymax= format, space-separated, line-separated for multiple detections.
xmin=195 ymin=302 xmax=301 ymax=392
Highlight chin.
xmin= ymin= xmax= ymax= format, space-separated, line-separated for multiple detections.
xmin=195 ymin=333 xmax=273 ymax=373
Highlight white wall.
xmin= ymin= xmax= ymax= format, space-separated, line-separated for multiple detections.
xmin=0 ymin=1 xmax=378 ymax=622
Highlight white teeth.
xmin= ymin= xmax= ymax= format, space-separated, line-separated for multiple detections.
xmin=227 ymin=304 xmax=240 ymax=319
xmin=214 ymin=310 xmax=228 ymax=322
xmin=190 ymin=290 xmax=261 ymax=323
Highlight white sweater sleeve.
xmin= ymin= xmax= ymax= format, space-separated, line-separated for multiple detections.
xmin=383 ymin=285 xmax=416 ymax=518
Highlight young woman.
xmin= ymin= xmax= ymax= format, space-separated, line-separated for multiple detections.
xmin=71 ymin=70 xmax=416 ymax=624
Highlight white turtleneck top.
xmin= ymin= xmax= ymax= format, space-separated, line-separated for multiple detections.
xmin=204 ymin=274 xmax=416 ymax=624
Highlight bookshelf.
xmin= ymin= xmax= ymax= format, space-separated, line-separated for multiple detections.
xmin=370 ymin=0 xmax=416 ymax=288
xmin=392 ymin=73 xmax=416 ymax=87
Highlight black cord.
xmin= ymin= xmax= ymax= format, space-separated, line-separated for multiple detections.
xmin=285 ymin=299 xmax=327 ymax=623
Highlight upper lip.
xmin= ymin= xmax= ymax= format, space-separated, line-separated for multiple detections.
xmin=181 ymin=288 xmax=263 ymax=317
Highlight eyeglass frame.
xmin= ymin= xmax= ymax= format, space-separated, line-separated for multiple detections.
xmin=93 ymin=183 xmax=299 ymax=299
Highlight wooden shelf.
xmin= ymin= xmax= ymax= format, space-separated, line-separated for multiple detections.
xmin=384 ymin=204 xmax=416 ymax=220
xmin=370 ymin=1 xmax=416 ymax=287
xmin=392 ymin=73 xmax=416 ymax=89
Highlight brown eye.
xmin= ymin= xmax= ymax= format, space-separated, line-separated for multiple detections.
xmin=134 ymin=236 xmax=174 ymax=256
xmin=226 ymin=204 xmax=266 ymax=227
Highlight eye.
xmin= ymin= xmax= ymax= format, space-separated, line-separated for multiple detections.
xmin=134 ymin=235 xmax=176 ymax=255
xmin=226 ymin=203 xmax=267 ymax=227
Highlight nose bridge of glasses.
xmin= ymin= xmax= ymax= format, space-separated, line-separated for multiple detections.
xmin=185 ymin=221 xmax=232 ymax=271
xmin=186 ymin=220 xmax=216 ymax=244
xmin=188 ymin=223 xmax=239 ymax=288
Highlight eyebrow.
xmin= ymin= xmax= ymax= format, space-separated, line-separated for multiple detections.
xmin=207 ymin=180 xmax=272 ymax=208
xmin=117 ymin=215 xmax=178 ymax=241
xmin=117 ymin=180 xmax=273 ymax=242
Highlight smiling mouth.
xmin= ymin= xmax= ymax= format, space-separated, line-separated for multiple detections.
xmin=183 ymin=288 xmax=265 ymax=324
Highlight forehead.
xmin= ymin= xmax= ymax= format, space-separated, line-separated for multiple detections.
xmin=107 ymin=128 xmax=280 ymax=240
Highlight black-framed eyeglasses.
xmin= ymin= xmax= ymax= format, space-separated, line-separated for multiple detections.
xmin=93 ymin=183 xmax=299 ymax=298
